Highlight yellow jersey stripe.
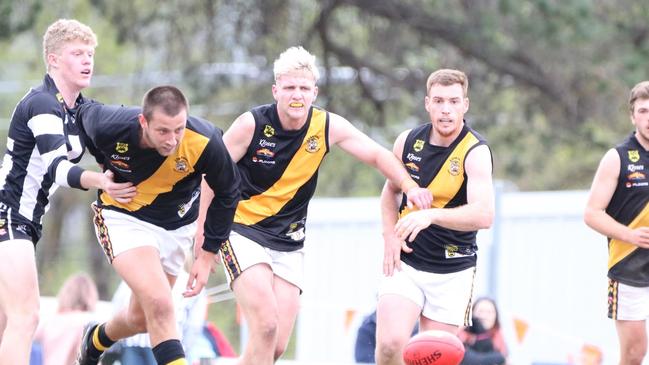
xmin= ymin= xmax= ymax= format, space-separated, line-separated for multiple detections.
xmin=166 ymin=359 xmax=187 ymax=365
xmin=401 ymin=132 xmax=479 ymax=217
xmin=101 ymin=129 xmax=209 ymax=211
xmin=235 ymin=109 xmax=327 ymax=225
xmin=608 ymin=201 xmax=649 ymax=269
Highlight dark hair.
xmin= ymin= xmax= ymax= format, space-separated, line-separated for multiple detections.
xmin=629 ymin=81 xmax=649 ymax=114
xmin=473 ymin=296 xmax=500 ymax=330
xmin=141 ymin=85 xmax=189 ymax=121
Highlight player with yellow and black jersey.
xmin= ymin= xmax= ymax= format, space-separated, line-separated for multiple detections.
xmin=585 ymin=80 xmax=649 ymax=365
xmin=74 ymin=85 xmax=240 ymax=365
xmin=195 ymin=46 xmax=432 ymax=365
xmin=376 ymin=69 xmax=495 ymax=365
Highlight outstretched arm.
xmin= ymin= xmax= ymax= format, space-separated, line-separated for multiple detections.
xmin=329 ymin=113 xmax=432 ymax=210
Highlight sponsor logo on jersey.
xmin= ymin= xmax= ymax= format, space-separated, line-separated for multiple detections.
xmin=628 ymin=150 xmax=640 ymax=163
xmin=0 ymin=219 xmax=5 ymax=228
xmin=264 ymin=125 xmax=275 ymax=138
xmin=285 ymin=218 xmax=306 ymax=241
xmin=448 ymin=157 xmax=461 ymax=176
xmin=259 ymin=139 xmax=276 ymax=148
xmin=256 ymin=148 xmax=275 ymax=158
xmin=405 ymin=162 xmax=420 ymax=172
xmin=115 ymin=142 xmax=129 ymax=153
xmin=626 ymin=181 xmax=649 ymax=188
xmin=406 ymin=153 xmax=421 ymax=162
xmin=177 ymin=189 xmax=200 ymax=217
xmin=175 ymin=157 xmax=189 ymax=172
xmin=445 ymin=244 xmax=476 ymax=259
xmin=110 ymin=160 xmax=131 ymax=172
xmin=413 ymin=139 xmax=425 ymax=152
xmin=305 ymin=135 xmax=320 ymax=153
xmin=628 ymin=171 xmax=646 ymax=180
xmin=111 ymin=154 xmax=131 ymax=161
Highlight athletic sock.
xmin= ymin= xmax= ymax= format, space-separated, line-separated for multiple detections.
xmin=152 ymin=339 xmax=186 ymax=365
xmin=88 ymin=323 xmax=116 ymax=358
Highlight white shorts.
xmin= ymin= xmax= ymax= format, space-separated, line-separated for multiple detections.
xmin=219 ymin=232 xmax=305 ymax=291
xmin=608 ymin=278 xmax=649 ymax=320
xmin=91 ymin=204 xmax=196 ymax=276
xmin=378 ymin=262 xmax=475 ymax=326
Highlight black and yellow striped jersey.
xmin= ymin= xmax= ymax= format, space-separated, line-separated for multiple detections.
xmin=232 ymin=103 xmax=330 ymax=251
xmin=606 ymin=133 xmax=649 ymax=286
xmin=77 ymin=102 xmax=240 ymax=253
xmin=399 ymin=123 xmax=489 ymax=274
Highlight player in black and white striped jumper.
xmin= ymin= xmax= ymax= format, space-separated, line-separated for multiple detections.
xmin=0 ymin=19 xmax=135 ymax=365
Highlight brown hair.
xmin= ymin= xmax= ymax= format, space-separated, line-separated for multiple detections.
xmin=42 ymin=19 xmax=97 ymax=70
xmin=56 ymin=273 xmax=98 ymax=312
xmin=141 ymin=85 xmax=189 ymax=121
xmin=426 ymin=69 xmax=468 ymax=97
xmin=629 ymin=81 xmax=649 ymax=114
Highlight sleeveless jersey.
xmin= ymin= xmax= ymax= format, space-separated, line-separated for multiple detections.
xmin=399 ymin=123 xmax=489 ymax=274
xmin=78 ymin=102 xmax=240 ymax=252
xmin=232 ymin=104 xmax=330 ymax=251
xmin=606 ymin=133 xmax=649 ymax=286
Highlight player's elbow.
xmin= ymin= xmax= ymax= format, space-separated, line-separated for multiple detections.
xmin=475 ymin=207 xmax=495 ymax=229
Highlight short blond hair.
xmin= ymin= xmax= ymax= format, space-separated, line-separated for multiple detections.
xmin=43 ymin=19 xmax=97 ymax=70
xmin=426 ymin=69 xmax=468 ymax=97
xmin=273 ymin=46 xmax=320 ymax=82
xmin=629 ymin=81 xmax=649 ymax=114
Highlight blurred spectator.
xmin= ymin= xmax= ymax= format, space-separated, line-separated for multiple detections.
xmin=33 ymin=273 xmax=98 ymax=365
xmin=459 ymin=297 xmax=508 ymax=365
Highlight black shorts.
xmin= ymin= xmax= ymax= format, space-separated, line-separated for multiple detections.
xmin=0 ymin=211 xmax=41 ymax=245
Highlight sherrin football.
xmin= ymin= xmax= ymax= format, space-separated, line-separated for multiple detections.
xmin=403 ymin=330 xmax=465 ymax=365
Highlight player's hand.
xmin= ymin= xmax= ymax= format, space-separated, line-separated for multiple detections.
xmin=183 ymin=249 xmax=215 ymax=297
xmin=405 ymin=186 xmax=433 ymax=210
xmin=395 ymin=209 xmax=435 ymax=242
xmin=383 ymin=231 xmax=413 ymax=276
xmin=626 ymin=227 xmax=649 ymax=248
xmin=101 ymin=170 xmax=136 ymax=203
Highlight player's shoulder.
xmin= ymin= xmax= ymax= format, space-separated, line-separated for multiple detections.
xmin=20 ymin=88 xmax=61 ymax=117
xmin=187 ymin=115 xmax=220 ymax=137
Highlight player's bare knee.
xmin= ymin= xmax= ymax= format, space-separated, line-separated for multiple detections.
xmin=376 ymin=336 xmax=404 ymax=360
xmin=6 ymin=309 xmax=39 ymax=334
xmin=145 ymin=295 xmax=175 ymax=323
xmin=126 ymin=309 xmax=147 ymax=333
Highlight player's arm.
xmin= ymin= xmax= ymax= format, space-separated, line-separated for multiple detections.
xmin=395 ymin=144 xmax=495 ymax=242
xmin=222 ymin=111 xmax=255 ymax=163
xmin=329 ymin=113 xmax=432 ymax=210
xmin=380 ymin=130 xmax=413 ymax=276
xmin=584 ymin=149 xmax=649 ymax=247
xmin=186 ymin=129 xmax=241 ymax=297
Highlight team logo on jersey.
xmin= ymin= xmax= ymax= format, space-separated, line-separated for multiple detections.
xmin=628 ymin=150 xmax=640 ymax=163
xmin=445 ymin=244 xmax=475 ymax=259
xmin=448 ymin=157 xmax=461 ymax=176
xmin=305 ymin=136 xmax=320 ymax=153
xmin=175 ymin=157 xmax=189 ymax=172
xmin=0 ymin=219 xmax=5 ymax=228
xmin=264 ymin=125 xmax=275 ymax=138
xmin=115 ymin=142 xmax=129 ymax=153
xmin=413 ymin=139 xmax=425 ymax=152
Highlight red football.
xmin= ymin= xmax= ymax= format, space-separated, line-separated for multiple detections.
xmin=403 ymin=330 xmax=465 ymax=365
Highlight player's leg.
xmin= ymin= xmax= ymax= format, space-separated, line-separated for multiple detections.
xmin=113 ymin=246 xmax=182 ymax=363
xmin=375 ymin=294 xmax=421 ymax=365
xmin=616 ymin=320 xmax=647 ymax=365
xmin=375 ymin=262 xmax=424 ymax=365
xmin=0 ymin=239 xmax=40 ymax=365
xmin=232 ymin=263 xmax=278 ymax=365
xmin=609 ymin=280 xmax=649 ymax=365
xmin=106 ymin=272 xmax=178 ymax=340
xmin=271 ymin=276 xmax=300 ymax=360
